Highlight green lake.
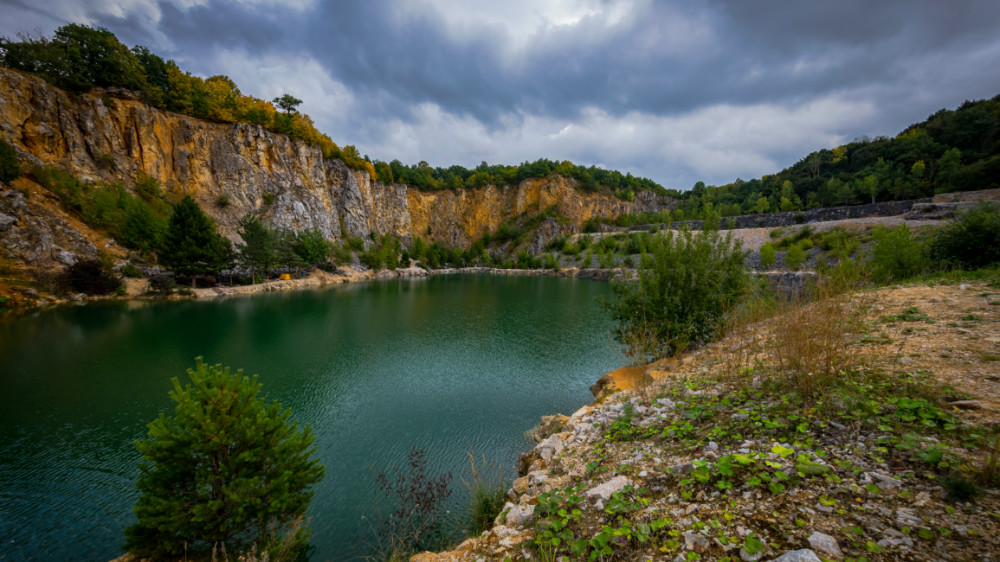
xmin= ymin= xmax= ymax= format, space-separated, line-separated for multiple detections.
xmin=0 ymin=274 xmax=620 ymax=560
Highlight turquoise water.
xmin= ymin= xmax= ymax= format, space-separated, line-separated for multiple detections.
xmin=0 ymin=275 xmax=620 ymax=560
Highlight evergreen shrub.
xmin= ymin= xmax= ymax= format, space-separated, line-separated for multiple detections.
xmin=125 ymin=359 xmax=325 ymax=560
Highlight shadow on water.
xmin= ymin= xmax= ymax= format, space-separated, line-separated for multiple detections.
xmin=0 ymin=275 xmax=621 ymax=560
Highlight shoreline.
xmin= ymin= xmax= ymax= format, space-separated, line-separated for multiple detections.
xmin=186 ymin=265 xmax=621 ymax=300
xmin=2 ymin=265 xmax=815 ymax=317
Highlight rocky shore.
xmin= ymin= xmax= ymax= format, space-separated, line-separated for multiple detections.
xmin=414 ymin=281 xmax=1000 ymax=561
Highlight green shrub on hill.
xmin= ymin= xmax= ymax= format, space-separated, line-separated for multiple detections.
xmin=605 ymin=228 xmax=748 ymax=362
xmin=930 ymin=202 xmax=1000 ymax=269
xmin=869 ymin=225 xmax=929 ymax=282
xmin=784 ymin=244 xmax=807 ymax=271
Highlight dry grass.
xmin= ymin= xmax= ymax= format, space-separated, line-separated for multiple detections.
xmin=768 ymin=279 xmax=875 ymax=396
xmin=461 ymin=447 xmax=508 ymax=536
xmin=720 ymin=270 xmax=876 ymax=398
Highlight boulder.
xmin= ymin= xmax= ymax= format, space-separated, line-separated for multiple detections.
xmin=770 ymin=549 xmax=822 ymax=562
xmin=807 ymin=531 xmax=843 ymax=560
xmin=526 ymin=414 xmax=570 ymax=442
xmin=585 ymin=476 xmax=631 ymax=502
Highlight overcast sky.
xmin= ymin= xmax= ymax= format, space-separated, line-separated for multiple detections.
xmin=3 ymin=0 xmax=1000 ymax=190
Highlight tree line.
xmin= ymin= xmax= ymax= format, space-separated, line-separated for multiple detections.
xmin=374 ymin=157 xmax=668 ymax=200
xmin=659 ymin=94 xmax=1000 ymax=222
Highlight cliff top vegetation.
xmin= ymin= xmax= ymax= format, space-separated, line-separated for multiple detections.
xmin=0 ymin=24 xmax=668 ymax=201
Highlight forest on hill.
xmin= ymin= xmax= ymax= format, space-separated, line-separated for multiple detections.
xmin=650 ymin=95 xmax=1000 ymax=224
xmin=0 ymin=24 xmax=667 ymax=201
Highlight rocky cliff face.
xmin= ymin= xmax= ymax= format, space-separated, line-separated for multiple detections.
xmin=0 ymin=67 xmax=669 ymax=250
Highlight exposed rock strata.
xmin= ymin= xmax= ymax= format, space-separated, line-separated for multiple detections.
xmin=0 ymin=66 xmax=668 ymax=253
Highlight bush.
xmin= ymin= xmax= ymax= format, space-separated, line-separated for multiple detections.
xmin=759 ymin=242 xmax=777 ymax=269
xmin=61 ymin=258 xmax=122 ymax=295
xmin=0 ymin=139 xmax=21 ymax=184
xmin=785 ymin=244 xmax=807 ymax=270
xmin=359 ymin=234 xmax=401 ymax=271
xmin=930 ymin=202 xmax=1000 ymax=269
xmin=125 ymin=359 xmax=325 ymax=560
xmin=605 ymin=228 xmax=748 ymax=362
xmin=289 ymin=228 xmax=332 ymax=267
xmin=869 ymin=225 xmax=928 ymax=282
xmin=122 ymin=262 xmax=142 ymax=278
xmin=148 ymin=273 xmax=176 ymax=296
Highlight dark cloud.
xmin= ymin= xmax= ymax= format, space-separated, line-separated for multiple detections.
xmin=2 ymin=0 xmax=1000 ymax=188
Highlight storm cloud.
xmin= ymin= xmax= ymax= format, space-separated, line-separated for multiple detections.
xmin=3 ymin=0 xmax=1000 ymax=189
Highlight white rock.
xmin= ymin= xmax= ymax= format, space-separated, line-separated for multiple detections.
xmin=872 ymin=472 xmax=903 ymax=491
xmin=666 ymin=462 xmax=694 ymax=474
xmin=527 ymin=470 xmax=548 ymax=486
xmin=771 ymin=549 xmax=822 ymax=562
xmin=585 ymin=476 xmax=631 ymax=502
xmin=684 ymin=530 xmax=710 ymax=550
xmin=895 ymin=508 xmax=923 ymax=527
xmin=807 ymin=532 xmax=843 ymax=560
xmin=504 ymin=503 xmax=534 ymax=528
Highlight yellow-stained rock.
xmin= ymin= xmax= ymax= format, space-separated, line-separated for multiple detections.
xmin=0 ymin=66 xmax=670 ymax=258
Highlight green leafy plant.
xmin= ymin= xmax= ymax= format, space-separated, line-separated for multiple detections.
xmin=604 ymin=227 xmax=748 ymax=361
xmin=930 ymin=202 xmax=1000 ymax=269
xmin=147 ymin=273 xmax=176 ymax=296
xmin=759 ymin=242 xmax=777 ymax=269
xmin=869 ymin=225 xmax=929 ymax=282
xmin=785 ymin=243 xmax=807 ymax=270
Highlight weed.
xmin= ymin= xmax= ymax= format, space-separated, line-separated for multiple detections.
xmin=881 ymin=306 xmax=931 ymax=323
xmin=148 ymin=274 xmax=176 ymax=296
xmin=943 ymin=473 xmax=979 ymax=501
xmin=980 ymin=436 xmax=1000 ymax=486
xmin=122 ymin=262 xmax=143 ymax=278
xmin=361 ymin=447 xmax=453 ymax=559
xmin=461 ymin=448 xmax=508 ymax=536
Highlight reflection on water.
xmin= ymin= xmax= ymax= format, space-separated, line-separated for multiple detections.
xmin=0 ymin=275 xmax=620 ymax=560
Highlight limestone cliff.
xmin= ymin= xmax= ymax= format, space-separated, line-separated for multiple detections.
xmin=0 ymin=66 xmax=669 ymax=252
